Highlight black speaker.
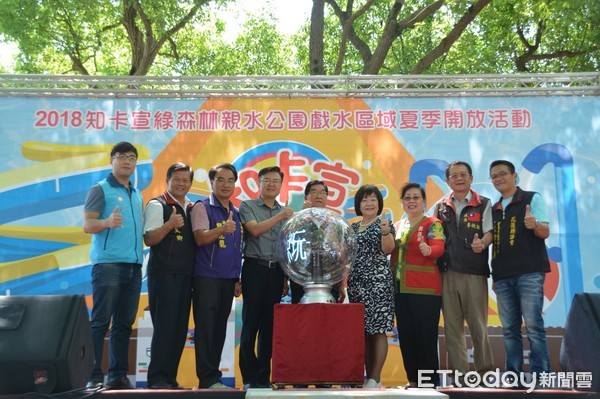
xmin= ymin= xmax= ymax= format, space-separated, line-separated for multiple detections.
xmin=0 ymin=295 xmax=94 ymax=394
xmin=560 ymin=292 xmax=600 ymax=391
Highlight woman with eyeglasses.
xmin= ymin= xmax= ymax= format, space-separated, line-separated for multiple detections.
xmin=391 ymin=182 xmax=445 ymax=388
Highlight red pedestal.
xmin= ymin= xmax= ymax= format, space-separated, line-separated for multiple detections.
xmin=271 ymin=303 xmax=365 ymax=385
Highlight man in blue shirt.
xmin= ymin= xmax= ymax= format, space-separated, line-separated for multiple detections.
xmin=489 ymin=160 xmax=551 ymax=379
xmin=83 ymin=141 xmax=143 ymax=390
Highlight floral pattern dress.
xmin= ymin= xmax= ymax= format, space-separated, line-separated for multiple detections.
xmin=347 ymin=220 xmax=395 ymax=335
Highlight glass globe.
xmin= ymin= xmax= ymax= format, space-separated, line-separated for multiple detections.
xmin=277 ymin=207 xmax=357 ymax=303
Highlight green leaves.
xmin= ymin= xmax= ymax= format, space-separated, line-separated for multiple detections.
xmin=0 ymin=0 xmax=597 ymax=75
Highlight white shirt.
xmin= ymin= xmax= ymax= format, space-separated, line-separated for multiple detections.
xmin=143 ymin=191 xmax=191 ymax=234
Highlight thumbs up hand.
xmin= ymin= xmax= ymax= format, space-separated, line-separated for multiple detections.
xmin=168 ymin=206 xmax=185 ymax=229
xmin=280 ymin=200 xmax=294 ymax=220
xmin=471 ymin=233 xmax=484 ymax=253
xmin=106 ymin=205 xmax=123 ymax=228
xmin=524 ymin=204 xmax=537 ymax=229
xmin=418 ymin=235 xmax=432 ymax=257
xmin=223 ymin=211 xmax=236 ymax=234
xmin=379 ymin=210 xmax=390 ymax=236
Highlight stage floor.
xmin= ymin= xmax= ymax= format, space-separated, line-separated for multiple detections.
xmin=2 ymin=386 xmax=599 ymax=399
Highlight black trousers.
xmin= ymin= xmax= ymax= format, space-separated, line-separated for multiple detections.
xmin=394 ymin=291 xmax=441 ymax=386
xmin=192 ymin=276 xmax=236 ymax=388
xmin=147 ymin=272 xmax=192 ymax=387
xmin=239 ymin=260 xmax=285 ymax=385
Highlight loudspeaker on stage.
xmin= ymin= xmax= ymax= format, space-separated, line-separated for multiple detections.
xmin=560 ymin=292 xmax=600 ymax=392
xmin=0 ymin=294 xmax=94 ymax=394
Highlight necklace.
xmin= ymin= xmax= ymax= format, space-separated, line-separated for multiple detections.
xmin=358 ymin=217 xmax=377 ymax=232
xmin=360 ymin=217 xmax=377 ymax=227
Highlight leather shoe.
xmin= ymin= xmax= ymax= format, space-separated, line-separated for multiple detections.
xmin=105 ymin=376 xmax=134 ymax=390
xmin=148 ymin=381 xmax=173 ymax=389
xmin=257 ymin=383 xmax=272 ymax=388
xmin=85 ymin=378 xmax=104 ymax=389
xmin=244 ymin=383 xmax=271 ymax=389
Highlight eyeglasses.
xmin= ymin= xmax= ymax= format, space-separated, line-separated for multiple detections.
xmin=490 ymin=171 xmax=511 ymax=180
xmin=260 ymin=178 xmax=282 ymax=185
xmin=113 ymin=153 xmax=137 ymax=162
xmin=448 ymin=173 xmax=470 ymax=180
xmin=309 ymin=191 xmax=327 ymax=197
xmin=216 ymin=177 xmax=236 ymax=184
xmin=402 ymin=196 xmax=422 ymax=201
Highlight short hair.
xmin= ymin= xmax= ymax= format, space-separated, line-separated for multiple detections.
xmin=489 ymin=160 xmax=515 ymax=174
xmin=209 ymin=163 xmax=238 ymax=182
xmin=304 ymin=180 xmax=328 ymax=196
xmin=354 ymin=185 xmax=384 ymax=216
xmin=445 ymin=160 xmax=473 ymax=178
xmin=166 ymin=163 xmax=194 ymax=181
xmin=400 ymin=182 xmax=426 ymax=201
xmin=110 ymin=141 xmax=138 ymax=158
xmin=258 ymin=166 xmax=284 ymax=180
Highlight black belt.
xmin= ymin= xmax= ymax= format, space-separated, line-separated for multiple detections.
xmin=245 ymin=257 xmax=279 ymax=269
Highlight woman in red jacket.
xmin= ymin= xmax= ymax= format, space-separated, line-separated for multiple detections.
xmin=391 ymin=182 xmax=445 ymax=388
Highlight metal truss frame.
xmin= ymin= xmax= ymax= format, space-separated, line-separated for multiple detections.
xmin=0 ymin=73 xmax=598 ymax=98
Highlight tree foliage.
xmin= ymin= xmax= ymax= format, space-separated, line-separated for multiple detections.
xmin=0 ymin=0 xmax=232 ymax=75
xmin=304 ymin=0 xmax=599 ymax=75
xmin=0 ymin=0 xmax=598 ymax=76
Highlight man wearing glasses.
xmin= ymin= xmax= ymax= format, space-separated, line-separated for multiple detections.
xmin=83 ymin=142 xmax=143 ymax=390
xmin=238 ymin=166 xmax=293 ymax=389
xmin=489 ymin=160 xmax=551 ymax=380
xmin=433 ymin=161 xmax=494 ymax=386
xmin=301 ymin=179 xmax=328 ymax=210
xmin=190 ymin=163 xmax=243 ymax=389
xmin=290 ymin=180 xmax=343 ymax=304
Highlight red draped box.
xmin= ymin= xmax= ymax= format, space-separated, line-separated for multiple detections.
xmin=271 ymin=303 xmax=365 ymax=385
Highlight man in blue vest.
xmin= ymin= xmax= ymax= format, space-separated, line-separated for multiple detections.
xmin=143 ymin=163 xmax=196 ymax=389
xmin=190 ymin=163 xmax=243 ymax=389
xmin=489 ymin=160 xmax=551 ymax=379
xmin=434 ymin=161 xmax=494 ymax=386
xmin=84 ymin=141 xmax=143 ymax=390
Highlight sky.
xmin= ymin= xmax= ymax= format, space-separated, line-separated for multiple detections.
xmin=0 ymin=0 xmax=313 ymax=72
xmin=268 ymin=0 xmax=312 ymax=35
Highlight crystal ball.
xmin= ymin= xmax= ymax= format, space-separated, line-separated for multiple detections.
xmin=277 ymin=207 xmax=357 ymax=285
